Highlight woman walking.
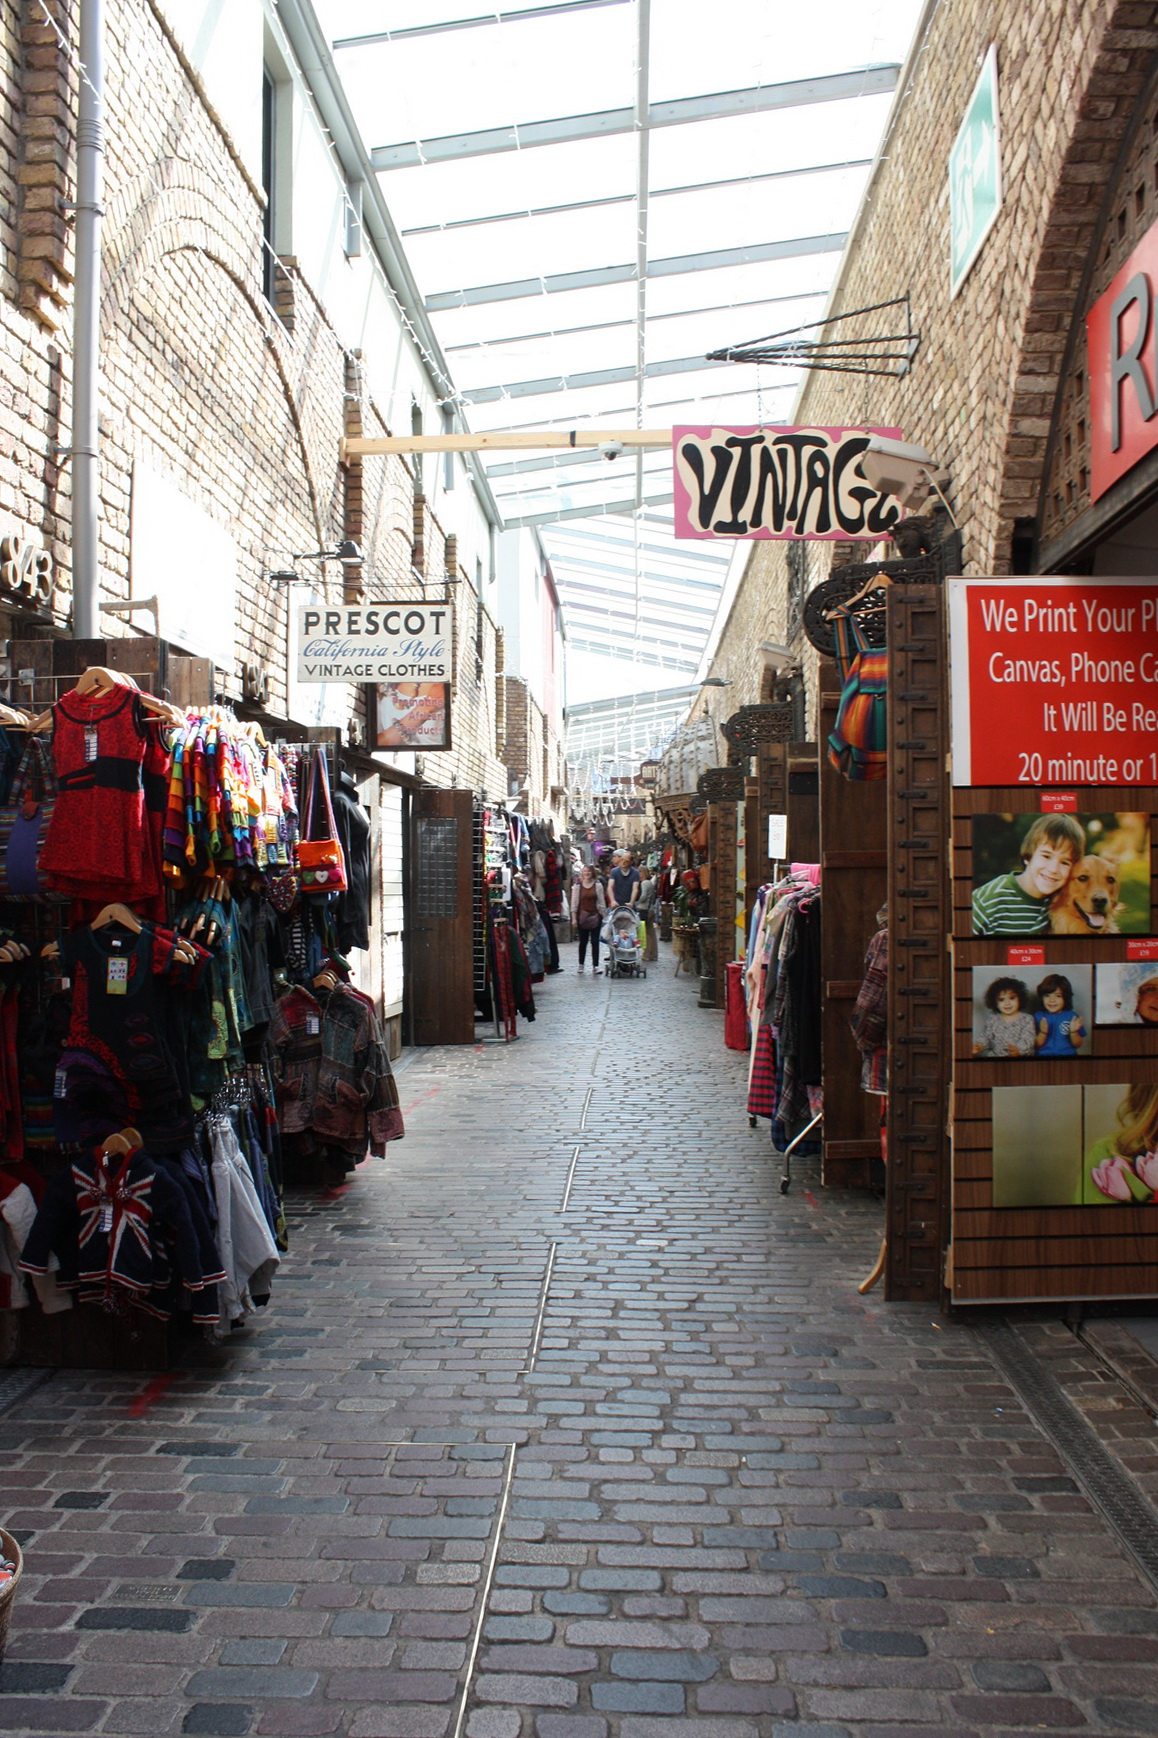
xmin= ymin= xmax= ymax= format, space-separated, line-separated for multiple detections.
xmin=571 ymin=863 xmax=607 ymax=974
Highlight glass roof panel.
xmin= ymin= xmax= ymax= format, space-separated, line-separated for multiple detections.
xmin=647 ymin=0 xmax=922 ymax=102
xmin=646 ymin=93 xmax=896 ymax=188
xmin=405 ymin=205 xmax=639 ymax=298
xmin=646 ymin=166 xmax=869 ymax=259
xmin=435 ymin=280 xmax=637 ymax=347
xmin=643 ymin=296 xmax=826 ymax=364
xmin=331 ymin=7 xmax=635 ymax=142
xmin=317 ymin=0 xmax=925 ymax=702
xmin=450 ymin=325 xmax=638 ymax=390
xmin=381 ymin=135 xmax=636 ymax=233
xmin=642 ymin=254 xmax=838 ymax=317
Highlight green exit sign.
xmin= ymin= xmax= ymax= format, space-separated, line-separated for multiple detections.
xmin=949 ymin=45 xmax=1002 ymax=299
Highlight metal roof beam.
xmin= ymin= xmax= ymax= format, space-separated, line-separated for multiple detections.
xmin=444 ymin=288 xmax=828 ymax=353
xmin=371 ymin=66 xmax=900 ymax=168
xmin=426 ymin=233 xmax=847 ymax=310
xmin=463 ymin=351 xmax=736 ymax=404
xmin=564 ymin=637 xmax=699 ymax=669
xmin=334 ymin=0 xmax=628 ymax=49
xmin=403 ymin=157 xmax=873 ymax=237
xmin=502 ymin=492 xmax=673 ymax=527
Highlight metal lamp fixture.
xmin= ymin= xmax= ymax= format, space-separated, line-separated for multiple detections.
xmin=267 ymin=538 xmax=364 ymax=586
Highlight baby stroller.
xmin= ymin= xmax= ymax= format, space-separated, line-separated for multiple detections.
xmin=603 ymin=906 xmax=646 ymax=979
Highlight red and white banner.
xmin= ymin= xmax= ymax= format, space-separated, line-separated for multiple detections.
xmin=949 ymin=576 xmax=1158 ymax=787
xmin=1088 ymin=216 xmax=1158 ymax=501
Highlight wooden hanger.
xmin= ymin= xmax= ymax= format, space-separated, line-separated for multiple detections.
xmin=91 ymin=902 xmax=143 ymax=934
xmin=312 ymin=964 xmax=341 ymax=992
xmin=74 ymin=666 xmax=130 ymax=697
xmin=99 ymin=1126 xmax=143 ymax=1159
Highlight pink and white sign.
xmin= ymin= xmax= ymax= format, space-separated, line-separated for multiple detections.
xmin=672 ymin=425 xmax=903 ymax=541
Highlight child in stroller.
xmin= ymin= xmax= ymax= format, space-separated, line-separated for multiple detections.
xmin=602 ymin=905 xmax=646 ymax=978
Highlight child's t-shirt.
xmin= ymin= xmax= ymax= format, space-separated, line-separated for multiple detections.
xmin=976 ymin=1010 xmax=1037 ymax=1057
xmin=972 ymin=872 xmax=1051 ymax=935
xmin=1037 ymin=1008 xmax=1083 ymax=1056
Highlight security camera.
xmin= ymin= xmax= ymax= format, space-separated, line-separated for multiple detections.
xmin=858 ymin=436 xmax=936 ymax=509
xmin=601 ymin=441 xmax=624 ymax=461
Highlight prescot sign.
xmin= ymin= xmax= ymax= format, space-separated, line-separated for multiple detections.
xmin=296 ymin=602 xmax=450 ymax=684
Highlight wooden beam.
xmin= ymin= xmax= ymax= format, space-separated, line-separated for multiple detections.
xmin=341 ymin=429 xmax=673 ymax=460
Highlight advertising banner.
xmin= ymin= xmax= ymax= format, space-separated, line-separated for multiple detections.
xmin=949 ymin=576 xmax=1158 ymax=786
xmin=1087 ymin=214 xmax=1158 ymax=500
xmin=672 ymin=426 xmax=902 ymax=541
xmin=374 ymin=682 xmax=452 ymax=752
xmin=296 ymin=602 xmax=450 ymax=683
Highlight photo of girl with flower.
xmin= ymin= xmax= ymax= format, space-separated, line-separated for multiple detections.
xmin=1085 ymin=1083 xmax=1158 ymax=1204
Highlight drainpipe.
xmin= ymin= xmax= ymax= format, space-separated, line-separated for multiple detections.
xmin=71 ymin=0 xmax=105 ymax=639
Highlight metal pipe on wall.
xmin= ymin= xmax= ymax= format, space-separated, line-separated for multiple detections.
xmin=71 ymin=0 xmax=105 ymax=639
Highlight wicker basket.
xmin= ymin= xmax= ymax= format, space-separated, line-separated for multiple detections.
xmin=0 ymin=1527 xmax=23 ymax=1661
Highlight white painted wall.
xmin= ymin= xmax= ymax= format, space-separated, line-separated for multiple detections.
xmin=157 ymin=0 xmax=494 ymax=592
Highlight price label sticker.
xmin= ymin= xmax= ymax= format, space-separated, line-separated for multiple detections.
xmin=106 ymin=957 xmax=129 ymax=996
xmin=1041 ymin=792 xmax=1078 ymax=813
xmin=84 ymin=727 xmax=99 ymax=764
xmin=1007 ymin=944 xmax=1046 ymax=966
xmin=53 ymin=1066 xmax=67 ymax=1099
xmin=306 ymin=1015 xmax=320 ymax=1036
xmin=99 ymin=1204 xmax=113 ymax=1233
xmin=1127 ymin=939 xmax=1158 ymax=960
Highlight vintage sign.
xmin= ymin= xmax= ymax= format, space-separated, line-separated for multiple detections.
xmin=949 ymin=45 xmax=1002 ymax=298
xmin=672 ymin=426 xmax=903 ymax=541
xmin=296 ymin=602 xmax=450 ymax=684
xmin=949 ymin=576 xmax=1158 ymax=786
xmin=1088 ymin=214 xmax=1158 ymax=500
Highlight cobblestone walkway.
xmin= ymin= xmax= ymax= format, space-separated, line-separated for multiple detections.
xmin=3 ymin=942 xmax=1158 ymax=1736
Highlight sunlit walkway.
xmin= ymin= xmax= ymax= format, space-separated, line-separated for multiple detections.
xmin=3 ymin=942 xmax=1158 ymax=1736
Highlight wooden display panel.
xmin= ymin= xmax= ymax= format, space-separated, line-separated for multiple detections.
xmin=819 ymin=677 xmax=887 ymax=1187
xmin=951 ymin=786 xmax=1158 ymax=1302
xmin=410 ymin=786 xmax=476 ymax=1045
xmin=711 ymin=797 xmax=739 ymax=1007
xmin=886 ymin=587 xmax=952 ymax=1302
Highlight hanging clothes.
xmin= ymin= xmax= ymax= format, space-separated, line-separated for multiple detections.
xmin=39 ymin=685 xmax=168 ymax=916
xmin=332 ymin=773 xmax=372 ymax=953
xmin=269 ymin=981 xmax=403 ymax=1162
xmin=850 ymin=906 xmax=889 ymax=1095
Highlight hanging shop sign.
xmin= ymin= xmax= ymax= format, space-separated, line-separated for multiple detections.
xmin=949 ymin=45 xmax=1002 ymax=298
xmin=0 ymin=528 xmax=53 ymax=608
xmin=296 ymin=602 xmax=450 ymax=683
xmin=949 ymin=576 xmax=1158 ymax=787
xmin=374 ymin=681 xmax=452 ymax=752
xmin=1088 ymin=214 xmax=1158 ymax=501
xmin=672 ymin=426 xmax=902 ymax=541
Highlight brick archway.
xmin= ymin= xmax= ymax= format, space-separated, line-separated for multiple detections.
xmin=993 ymin=5 xmax=1158 ymax=572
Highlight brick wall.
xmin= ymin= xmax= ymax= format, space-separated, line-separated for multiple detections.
xmin=0 ymin=0 xmax=512 ymax=801
xmin=706 ymin=0 xmax=1158 ymax=732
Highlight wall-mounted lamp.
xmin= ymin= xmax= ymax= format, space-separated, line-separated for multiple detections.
xmin=701 ymin=676 xmax=731 ymax=688
xmin=858 ymin=436 xmax=958 ymax=527
xmin=267 ymin=539 xmax=364 ymax=586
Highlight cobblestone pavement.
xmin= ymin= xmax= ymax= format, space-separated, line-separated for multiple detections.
xmin=3 ymin=941 xmax=1158 ymax=1737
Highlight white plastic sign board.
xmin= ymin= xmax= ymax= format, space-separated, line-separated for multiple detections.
xmin=768 ymin=814 xmax=788 ymax=858
xmin=296 ymin=601 xmax=450 ymax=683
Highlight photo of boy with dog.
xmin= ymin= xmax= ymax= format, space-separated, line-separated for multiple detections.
xmin=971 ymin=811 xmax=1149 ymax=937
